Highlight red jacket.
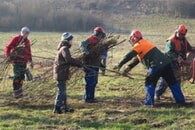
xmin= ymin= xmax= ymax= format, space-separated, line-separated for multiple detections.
xmin=4 ymin=35 xmax=32 ymax=63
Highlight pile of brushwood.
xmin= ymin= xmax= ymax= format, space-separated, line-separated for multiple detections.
xmin=69 ymin=34 xmax=126 ymax=78
xmin=0 ymin=34 xmax=126 ymax=82
xmin=181 ymin=47 xmax=195 ymax=81
xmin=76 ymin=34 xmax=126 ymax=64
xmin=0 ymin=39 xmax=37 ymax=80
xmin=0 ymin=34 xmax=127 ymax=104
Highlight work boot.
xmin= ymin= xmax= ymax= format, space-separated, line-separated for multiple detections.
xmin=155 ymin=95 xmax=160 ymax=102
xmin=85 ymin=98 xmax=98 ymax=103
xmin=13 ymin=88 xmax=23 ymax=99
xmin=53 ymin=106 xmax=62 ymax=114
xmin=13 ymin=82 xmax=23 ymax=99
xmin=64 ymin=107 xmax=74 ymax=113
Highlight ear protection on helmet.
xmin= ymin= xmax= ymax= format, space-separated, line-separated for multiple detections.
xmin=175 ymin=24 xmax=187 ymax=34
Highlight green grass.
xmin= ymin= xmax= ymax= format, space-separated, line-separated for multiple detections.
xmin=1 ymin=15 xmax=195 ymax=130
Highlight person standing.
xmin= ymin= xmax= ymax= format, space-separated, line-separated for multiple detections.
xmin=114 ymin=30 xmax=185 ymax=106
xmin=80 ymin=27 xmax=106 ymax=103
xmin=155 ymin=24 xmax=192 ymax=100
xmin=4 ymin=27 xmax=33 ymax=98
xmin=53 ymin=32 xmax=83 ymax=114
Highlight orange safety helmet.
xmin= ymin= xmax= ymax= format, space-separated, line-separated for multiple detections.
xmin=130 ymin=30 xmax=143 ymax=39
xmin=129 ymin=30 xmax=143 ymax=44
xmin=94 ymin=26 xmax=105 ymax=33
xmin=94 ymin=26 xmax=106 ymax=38
xmin=176 ymin=24 xmax=187 ymax=34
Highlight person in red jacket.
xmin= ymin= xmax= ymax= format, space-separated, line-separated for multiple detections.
xmin=4 ymin=27 xmax=33 ymax=98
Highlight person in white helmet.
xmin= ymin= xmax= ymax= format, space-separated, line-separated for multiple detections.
xmin=4 ymin=27 xmax=33 ymax=98
xmin=53 ymin=32 xmax=83 ymax=114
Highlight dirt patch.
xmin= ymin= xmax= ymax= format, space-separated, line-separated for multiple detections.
xmin=131 ymin=118 xmax=147 ymax=125
xmin=152 ymin=122 xmax=166 ymax=128
xmin=155 ymin=95 xmax=194 ymax=108
xmin=37 ymin=125 xmax=58 ymax=129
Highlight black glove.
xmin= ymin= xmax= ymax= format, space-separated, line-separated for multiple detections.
xmin=122 ymin=66 xmax=131 ymax=76
xmin=113 ymin=65 xmax=121 ymax=71
xmin=177 ymin=56 xmax=184 ymax=64
xmin=30 ymin=62 xmax=34 ymax=69
xmin=83 ymin=53 xmax=90 ymax=59
xmin=78 ymin=62 xmax=83 ymax=68
xmin=6 ymin=56 xmax=14 ymax=62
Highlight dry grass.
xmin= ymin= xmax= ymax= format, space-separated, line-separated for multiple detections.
xmin=1 ymin=17 xmax=195 ymax=129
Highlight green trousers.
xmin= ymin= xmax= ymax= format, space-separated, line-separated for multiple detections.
xmin=13 ymin=62 xmax=27 ymax=92
xmin=13 ymin=62 xmax=27 ymax=82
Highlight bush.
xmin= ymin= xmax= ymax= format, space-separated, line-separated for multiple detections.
xmin=0 ymin=0 xmax=104 ymax=32
xmin=167 ymin=0 xmax=195 ymax=18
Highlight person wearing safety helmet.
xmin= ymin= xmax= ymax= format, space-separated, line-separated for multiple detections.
xmin=53 ymin=32 xmax=83 ymax=114
xmin=114 ymin=30 xmax=185 ymax=107
xmin=80 ymin=26 xmax=106 ymax=103
xmin=155 ymin=24 xmax=192 ymax=101
xmin=4 ymin=27 xmax=33 ymax=99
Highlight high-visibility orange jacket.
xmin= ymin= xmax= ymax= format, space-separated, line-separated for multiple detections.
xmin=165 ymin=35 xmax=192 ymax=60
xmin=118 ymin=39 xmax=171 ymax=69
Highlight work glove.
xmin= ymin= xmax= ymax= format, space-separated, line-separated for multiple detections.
xmin=78 ymin=62 xmax=83 ymax=68
xmin=30 ymin=62 xmax=34 ymax=69
xmin=113 ymin=65 xmax=121 ymax=71
xmin=122 ymin=66 xmax=131 ymax=76
xmin=177 ymin=56 xmax=184 ymax=64
xmin=6 ymin=56 xmax=14 ymax=62
xmin=84 ymin=51 xmax=89 ymax=55
xmin=83 ymin=52 xmax=89 ymax=58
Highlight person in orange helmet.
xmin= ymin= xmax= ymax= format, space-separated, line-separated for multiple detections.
xmin=80 ymin=26 xmax=106 ymax=103
xmin=155 ymin=24 xmax=192 ymax=100
xmin=114 ymin=30 xmax=185 ymax=107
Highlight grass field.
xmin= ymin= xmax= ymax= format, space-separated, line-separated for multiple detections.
xmin=1 ymin=16 xmax=195 ymax=130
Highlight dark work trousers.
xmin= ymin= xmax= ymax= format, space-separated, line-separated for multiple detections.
xmin=83 ymin=67 xmax=99 ymax=101
xmin=145 ymin=64 xmax=185 ymax=105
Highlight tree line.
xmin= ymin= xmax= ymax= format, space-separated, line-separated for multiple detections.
xmin=0 ymin=0 xmax=194 ymax=32
xmin=166 ymin=0 xmax=195 ymax=18
xmin=0 ymin=0 xmax=103 ymax=32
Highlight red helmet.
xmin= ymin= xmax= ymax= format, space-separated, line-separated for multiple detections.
xmin=94 ymin=27 xmax=105 ymax=33
xmin=130 ymin=30 xmax=143 ymax=39
xmin=176 ymin=24 xmax=187 ymax=34
xmin=94 ymin=27 xmax=106 ymax=38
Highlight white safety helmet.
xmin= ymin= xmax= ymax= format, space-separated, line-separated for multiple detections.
xmin=61 ymin=32 xmax=73 ymax=41
xmin=21 ymin=27 xmax=30 ymax=34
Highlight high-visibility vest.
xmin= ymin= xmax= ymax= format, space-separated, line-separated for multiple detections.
xmin=132 ymin=39 xmax=156 ymax=60
xmin=87 ymin=36 xmax=99 ymax=46
xmin=167 ymin=35 xmax=189 ymax=58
